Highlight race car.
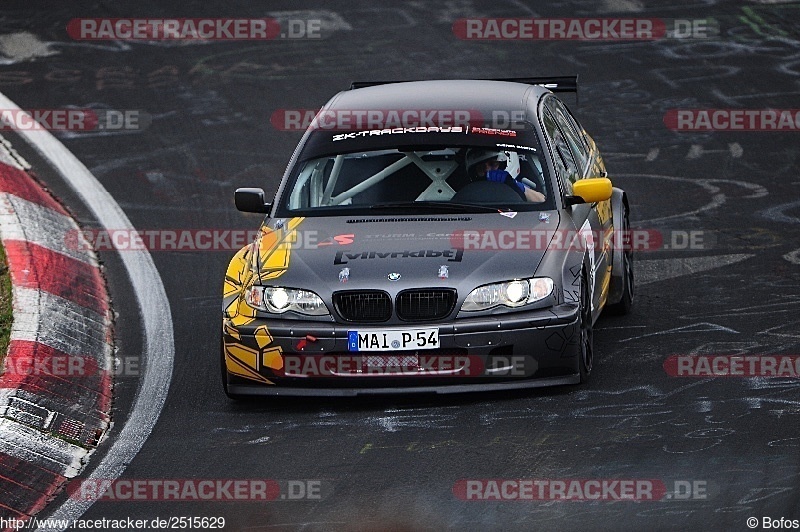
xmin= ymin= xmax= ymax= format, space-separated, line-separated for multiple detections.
xmin=221 ymin=77 xmax=633 ymax=398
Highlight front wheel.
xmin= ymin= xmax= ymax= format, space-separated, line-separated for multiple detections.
xmin=607 ymin=209 xmax=634 ymax=315
xmin=579 ymin=268 xmax=594 ymax=383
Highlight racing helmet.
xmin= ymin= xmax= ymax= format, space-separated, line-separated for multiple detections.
xmin=466 ymin=149 xmax=521 ymax=179
xmin=497 ymin=150 xmax=521 ymax=179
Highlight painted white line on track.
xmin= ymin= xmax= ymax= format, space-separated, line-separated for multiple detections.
xmin=636 ymin=254 xmax=755 ymax=285
xmin=0 ymin=92 xmax=175 ymax=530
xmin=784 ymin=248 xmax=800 ymax=265
xmin=614 ymin=173 xmax=768 ymax=224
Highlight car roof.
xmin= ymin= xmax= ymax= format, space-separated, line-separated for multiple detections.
xmin=327 ymin=80 xmax=551 ymax=118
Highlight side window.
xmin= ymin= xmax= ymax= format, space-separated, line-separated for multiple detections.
xmin=546 ymin=97 xmax=590 ymax=174
xmin=541 ymin=107 xmax=579 ymax=193
xmin=559 ymin=101 xmax=589 ymax=149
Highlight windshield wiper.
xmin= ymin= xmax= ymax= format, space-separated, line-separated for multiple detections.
xmin=368 ymin=201 xmax=508 ymax=214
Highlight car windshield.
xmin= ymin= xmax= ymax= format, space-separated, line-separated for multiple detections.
xmin=278 ymin=137 xmax=555 ymax=216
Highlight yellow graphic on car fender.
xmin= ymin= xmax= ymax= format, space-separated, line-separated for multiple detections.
xmin=255 ymin=217 xmax=305 ymax=282
xmin=596 ymin=198 xmax=612 ymax=225
xmin=262 ymin=348 xmax=284 ymax=371
xmin=223 ymin=338 xmax=272 ymax=384
xmin=254 ymin=325 xmax=273 ymax=348
xmin=222 ymin=218 xmax=304 ymax=384
xmin=223 ymin=245 xmax=252 ymax=319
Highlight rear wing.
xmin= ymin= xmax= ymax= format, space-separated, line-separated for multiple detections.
xmin=350 ymin=75 xmax=578 ymax=93
xmin=491 ymin=76 xmax=578 ymax=94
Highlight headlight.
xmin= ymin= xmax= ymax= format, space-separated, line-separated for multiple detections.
xmin=245 ymin=286 xmax=329 ymax=316
xmin=461 ymin=277 xmax=554 ymax=312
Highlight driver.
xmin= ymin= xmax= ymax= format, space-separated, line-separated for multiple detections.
xmin=471 ymin=150 xmax=546 ymax=203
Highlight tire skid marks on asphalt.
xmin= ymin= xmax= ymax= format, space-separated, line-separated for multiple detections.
xmin=685 ymin=143 xmax=743 ymax=160
xmin=635 ymin=254 xmax=755 ymax=286
xmin=683 ymin=297 xmax=800 ymax=323
xmin=604 ymin=142 xmax=743 ymax=163
xmin=619 ymin=322 xmax=740 ymax=343
xmin=761 ymin=199 xmax=800 ymax=225
xmin=267 ymin=9 xmax=352 ymax=31
xmin=761 ymin=200 xmax=800 ymax=264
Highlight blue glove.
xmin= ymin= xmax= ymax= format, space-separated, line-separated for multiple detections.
xmin=487 ymin=170 xmax=526 ymax=195
xmin=486 ymin=169 xmax=509 ymax=183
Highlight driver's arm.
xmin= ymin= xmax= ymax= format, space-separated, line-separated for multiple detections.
xmin=523 ymin=187 xmax=546 ymax=203
xmin=488 ymin=169 xmax=546 ymax=203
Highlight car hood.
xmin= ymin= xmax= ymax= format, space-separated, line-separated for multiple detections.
xmin=252 ymin=212 xmax=562 ymax=296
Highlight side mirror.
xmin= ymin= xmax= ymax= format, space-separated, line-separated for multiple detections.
xmin=235 ymin=188 xmax=271 ymax=213
xmin=565 ymin=178 xmax=612 ymax=206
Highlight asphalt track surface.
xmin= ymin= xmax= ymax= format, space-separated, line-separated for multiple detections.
xmin=2 ymin=1 xmax=800 ymax=530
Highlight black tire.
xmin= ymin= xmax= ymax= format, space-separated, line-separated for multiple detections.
xmin=579 ymin=268 xmax=594 ymax=383
xmin=607 ymin=209 xmax=634 ymax=315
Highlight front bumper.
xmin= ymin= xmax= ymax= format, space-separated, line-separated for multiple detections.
xmin=222 ymin=303 xmax=581 ymax=396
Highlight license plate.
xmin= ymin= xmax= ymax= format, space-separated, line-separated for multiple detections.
xmin=347 ymin=328 xmax=439 ymax=352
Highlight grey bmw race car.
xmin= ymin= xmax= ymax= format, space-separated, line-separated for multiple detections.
xmin=221 ymin=77 xmax=634 ymax=397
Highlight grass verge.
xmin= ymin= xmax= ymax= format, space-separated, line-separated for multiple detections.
xmin=0 ymin=241 xmax=12 ymax=365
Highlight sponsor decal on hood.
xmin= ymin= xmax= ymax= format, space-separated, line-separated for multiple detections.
xmin=333 ymin=249 xmax=464 ymax=265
